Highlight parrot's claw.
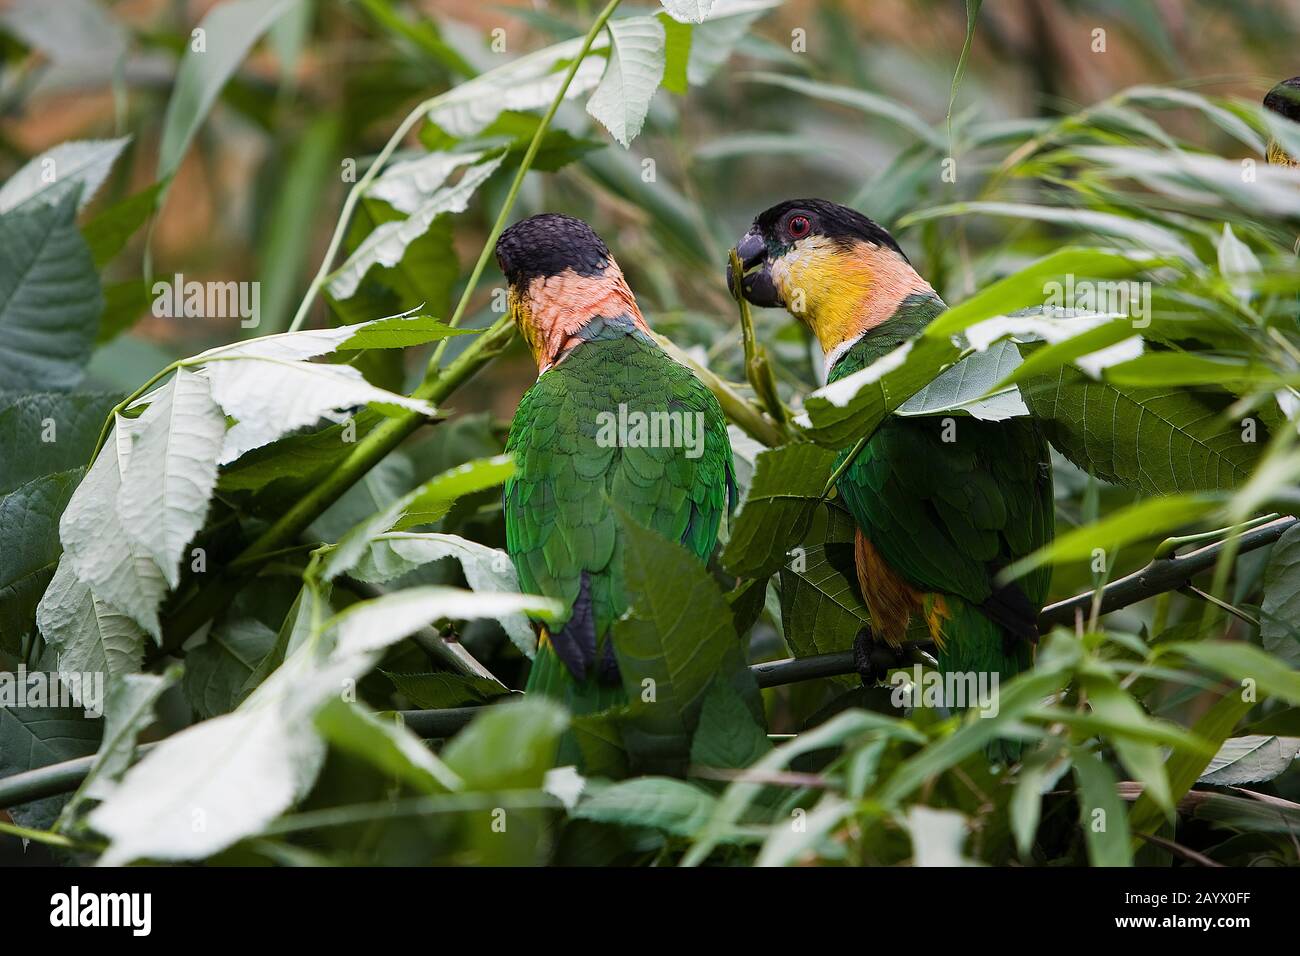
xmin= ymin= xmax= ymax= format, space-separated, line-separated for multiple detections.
xmin=852 ymin=629 xmax=903 ymax=687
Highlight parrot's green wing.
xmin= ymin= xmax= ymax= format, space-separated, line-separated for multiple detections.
xmin=831 ymin=335 xmax=1053 ymax=681
xmin=504 ymin=329 xmax=734 ymax=711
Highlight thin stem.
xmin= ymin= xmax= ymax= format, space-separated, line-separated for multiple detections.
xmin=424 ymin=0 xmax=623 ymax=375
xmin=88 ymin=361 xmax=179 ymax=462
xmin=161 ymin=1 xmax=622 ymax=647
xmin=286 ymin=98 xmax=438 ymax=333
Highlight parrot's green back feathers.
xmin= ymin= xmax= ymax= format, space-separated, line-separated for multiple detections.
xmin=505 ymin=330 xmax=734 ymax=715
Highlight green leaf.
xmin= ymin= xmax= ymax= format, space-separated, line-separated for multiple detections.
xmin=97 ymin=280 xmax=150 ymax=343
xmin=1020 ymin=364 xmax=1263 ymax=494
xmin=58 ymin=415 xmax=168 ymax=639
xmin=1128 ymin=690 xmax=1253 ymax=847
xmin=383 ymin=670 xmax=510 ymax=709
xmin=800 ymin=334 xmax=961 ymax=449
xmin=199 ymin=354 xmax=434 ymax=464
xmin=900 ymin=202 xmax=1195 ymax=262
xmin=351 ymin=532 xmax=535 ymax=656
xmin=574 ymin=777 xmax=718 ymax=836
xmin=895 ymin=339 xmax=1027 ymax=420
xmin=613 ymin=507 xmax=741 ymax=771
xmin=1071 ymin=747 xmax=1133 ymax=866
xmin=1010 ymin=748 xmax=1070 ymax=859
xmin=658 ymin=13 xmax=692 ymax=93
xmin=81 ymin=182 xmax=165 ymax=269
xmin=327 ymin=154 xmax=504 ymax=300
xmin=426 ymin=34 xmax=610 ymax=138
xmin=685 ymin=1 xmax=778 ymax=86
xmin=1165 ymin=641 xmax=1300 ymax=707
xmin=157 ymin=0 xmax=301 ymax=180
xmin=0 ymin=470 xmax=81 ymax=655
xmin=1260 ymin=523 xmax=1300 ymax=666
xmin=1003 ymin=494 xmax=1217 ymax=580
xmin=36 ymin=557 xmax=146 ymax=697
xmin=690 ymin=676 xmax=770 ymax=770
xmin=116 ymin=369 xmax=227 ymax=588
xmin=442 ymin=698 xmax=568 ymax=790
xmin=0 ymin=137 xmax=130 ymax=213
xmin=0 ymin=393 xmax=119 ymax=496
xmin=922 ymin=248 xmax=1160 ymax=342
xmin=0 ymin=698 xmax=101 ymax=829
xmin=1080 ymin=672 xmax=1171 ymax=812
xmin=1198 ymin=735 xmax=1299 ymax=785
xmin=778 ymin=538 xmax=870 ymax=661
xmin=319 ymin=454 xmax=514 ymax=578
xmin=327 ymin=586 xmax=562 ymax=658
xmin=659 ymin=0 xmax=716 ymax=22
xmin=721 ymin=443 xmax=837 ymax=578
xmin=685 ymin=709 xmax=924 ymax=865
xmin=60 ymin=668 xmax=178 ymax=825
xmin=586 ymin=17 xmax=666 ymax=148
xmin=336 ymin=313 xmax=475 ymax=350
xmin=756 ymin=793 xmax=855 ymax=867
xmin=877 ymin=660 xmax=1075 ymax=805
xmin=183 ymin=617 xmax=277 ymax=719
xmin=257 ymin=116 xmax=340 ymax=332
xmin=744 ymin=71 xmax=941 ymax=148
xmin=0 ymin=190 xmax=103 ymax=391
xmin=315 ymin=698 xmax=462 ymax=793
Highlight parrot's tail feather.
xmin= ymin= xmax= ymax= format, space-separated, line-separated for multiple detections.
xmin=977 ymin=572 xmax=1040 ymax=652
xmin=936 ymin=598 xmax=1033 ymax=765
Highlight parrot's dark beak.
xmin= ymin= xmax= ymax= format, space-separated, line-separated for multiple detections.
xmin=729 ymin=229 xmax=780 ymax=308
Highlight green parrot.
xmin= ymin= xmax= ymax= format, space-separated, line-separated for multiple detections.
xmin=733 ymin=199 xmax=1053 ymax=726
xmin=497 ymin=214 xmax=735 ymax=719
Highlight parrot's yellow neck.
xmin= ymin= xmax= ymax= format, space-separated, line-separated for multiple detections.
xmin=770 ymin=236 xmax=936 ymax=358
xmin=511 ymin=261 xmax=650 ymax=373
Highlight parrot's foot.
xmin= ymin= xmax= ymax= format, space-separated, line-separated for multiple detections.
xmin=852 ymin=629 xmax=904 ymax=687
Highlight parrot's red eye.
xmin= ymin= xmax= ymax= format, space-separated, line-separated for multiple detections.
xmin=787 ymin=215 xmax=811 ymax=239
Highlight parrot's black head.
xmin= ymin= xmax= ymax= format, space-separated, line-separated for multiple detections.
xmin=729 ymin=199 xmax=929 ymax=353
xmin=1265 ymin=77 xmax=1300 ymax=167
xmin=494 ymin=213 xmax=647 ymax=372
xmin=495 ymin=213 xmax=611 ymax=286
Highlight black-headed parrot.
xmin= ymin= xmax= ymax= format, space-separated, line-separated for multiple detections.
xmin=1265 ymin=76 xmax=1300 ymax=167
xmin=496 ymin=213 xmax=735 ymax=719
xmin=732 ymin=199 xmax=1053 ymax=720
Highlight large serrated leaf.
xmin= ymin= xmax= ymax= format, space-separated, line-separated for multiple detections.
xmin=1260 ymin=523 xmax=1300 ymax=667
xmin=0 ymin=191 xmax=103 ymax=390
xmin=117 ymin=369 xmax=227 ymax=587
xmin=157 ymin=0 xmax=301 ymax=180
xmin=722 ymin=443 xmax=837 ymax=578
xmin=0 ymin=391 xmax=119 ymax=495
xmin=586 ymin=17 xmax=666 ymax=148
xmin=0 ymin=137 xmax=130 ymax=213
xmin=1019 ymin=362 xmax=1263 ymax=493
xmin=0 ymin=469 xmax=81 ymax=655
xmin=612 ymin=509 xmax=739 ymax=772
xmin=1198 ymin=735 xmax=1300 ymax=785
xmin=58 ymin=415 xmax=168 ymax=639
xmin=327 ymin=154 xmax=505 ymax=300
xmin=36 ymin=558 xmax=146 ymax=697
